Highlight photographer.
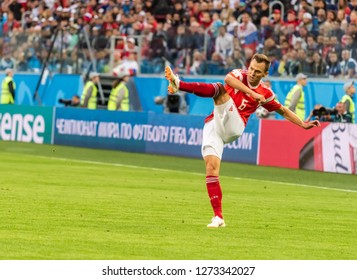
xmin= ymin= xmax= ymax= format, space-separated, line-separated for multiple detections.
xmin=332 ymin=102 xmax=352 ymax=123
xmin=305 ymin=104 xmax=329 ymax=122
xmin=154 ymin=91 xmax=189 ymax=114
xmin=58 ymin=95 xmax=81 ymax=107
xmin=306 ymin=103 xmax=352 ymax=123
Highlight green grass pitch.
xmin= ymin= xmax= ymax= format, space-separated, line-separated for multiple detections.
xmin=1 ymin=141 xmax=357 ymax=260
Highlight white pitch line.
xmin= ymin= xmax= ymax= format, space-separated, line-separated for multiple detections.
xmin=27 ymin=154 xmax=357 ymax=194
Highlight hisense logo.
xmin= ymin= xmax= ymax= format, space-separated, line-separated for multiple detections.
xmin=0 ymin=113 xmax=45 ymax=143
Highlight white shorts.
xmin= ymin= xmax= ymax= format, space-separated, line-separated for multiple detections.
xmin=201 ymin=98 xmax=245 ymax=160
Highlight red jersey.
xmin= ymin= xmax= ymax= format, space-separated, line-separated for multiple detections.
xmin=205 ymin=69 xmax=282 ymax=125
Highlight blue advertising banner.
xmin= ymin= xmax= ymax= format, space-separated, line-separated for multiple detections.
xmin=145 ymin=113 xmax=205 ymax=158
xmin=53 ymin=109 xmax=259 ymax=164
xmin=54 ymin=108 xmax=147 ymax=152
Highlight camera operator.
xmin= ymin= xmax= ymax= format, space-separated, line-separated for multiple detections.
xmin=58 ymin=95 xmax=81 ymax=107
xmin=305 ymin=104 xmax=329 ymax=122
xmin=154 ymin=91 xmax=189 ymax=114
xmin=306 ymin=103 xmax=352 ymax=123
xmin=332 ymin=102 xmax=352 ymax=123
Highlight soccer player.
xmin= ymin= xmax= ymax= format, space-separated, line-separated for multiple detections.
xmin=165 ymin=53 xmax=320 ymax=228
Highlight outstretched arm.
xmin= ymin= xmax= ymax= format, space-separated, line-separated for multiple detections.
xmin=276 ymin=106 xmax=320 ymax=129
xmin=224 ymin=74 xmax=266 ymax=104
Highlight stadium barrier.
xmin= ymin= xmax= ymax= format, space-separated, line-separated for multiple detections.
xmin=0 ymin=73 xmax=355 ymax=120
xmin=1 ymin=105 xmax=356 ymax=174
xmin=54 ymin=107 xmax=259 ymax=164
xmin=259 ymin=120 xmax=357 ymax=174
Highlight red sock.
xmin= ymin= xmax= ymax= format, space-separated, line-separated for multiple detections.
xmin=206 ymin=176 xmax=223 ymax=219
xmin=179 ymin=81 xmax=220 ymax=98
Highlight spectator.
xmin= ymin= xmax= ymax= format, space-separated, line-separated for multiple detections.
xmin=337 ymin=8 xmax=348 ymax=26
xmin=330 ymin=35 xmax=343 ymax=55
xmin=259 ymin=1 xmax=270 ymax=19
xmin=263 ymin=38 xmax=279 ymax=57
xmin=341 ymin=81 xmax=356 ymax=123
xmin=306 ymin=33 xmax=318 ymax=55
xmin=230 ymin=49 xmax=245 ymax=70
xmin=226 ymin=15 xmax=238 ymax=35
xmin=232 ymin=1 xmax=248 ymax=19
xmin=237 ymin=12 xmax=258 ymax=51
xmin=16 ymin=51 xmax=29 ymax=72
xmin=344 ymin=33 xmax=357 ymax=60
xmin=257 ymin=16 xmax=274 ymax=51
xmin=0 ymin=51 xmax=16 ymax=70
xmin=316 ymin=34 xmax=324 ymax=50
xmin=199 ymin=10 xmax=213 ymax=30
xmin=206 ymin=52 xmax=225 ymax=75
xmin=295 ymin=26 xmax=309 ymax=47
xmin=284 ymin=10 xmax=299 ymax=30
xmin=271 ymin=9 xmax=283 ymax=35
xmin=188 ymin=21 xmax=204 ymax=53
xmin=310 ymin=51 xmax=327 ymax=76
xmin=313 ymin=0 xmax=327 ymax=11
xmin=243 ymin=47 xmax=254 ymax=69
xmin=2 ymin=11 xmax=21 ymax=36
xmin=148 ymin=32 xmax=168 ymax=73
xmin=189 ymin=50 xmax=206 ymax=75
xmin=278 ymin=54 xmax=288 ymax=76
xmin=323 ymin=9 xmax=338 ymax=35
xmin=210 ymin=12 xmax=223 ymax=38
xmin=168 ymin=24 xmax=189 ymax=65
xmin=285 ymin=49 xmax=300 ymax=76
xmin=322 ymin=35 xmax=332 ymax=58
xmin=124 ymin=38 xmax=139 ymax=58
xmin=297 ymin=48 xmax=312 ymax=74
xmin=316 ymin=8 xmax=327 ymax=28
xmin=340 ymin=49 xmax=357 ymax=78
xmin=8 ymin=0 xmax=22 ymax=21
xmin=118 ymin=13 xmax=134 ymax=36
xmin=284 ymin=73 xmax=308 ymax=120
xmin=326 ymin=51 xmax=342 ymax=78
xmin=117 ymin=52 xmax=139 ymax=76
xmin=91 ymin=26 xmax=109 ymax=51
xmin=267 ymin=51 xmax=280 ymax=77
xmin=215 ymin=25 xmax=234 ymax=61
xmin=0 ymin=0 xmax=354 ymax=80
xmin=300 ymin=12 xmax=318 ymax=35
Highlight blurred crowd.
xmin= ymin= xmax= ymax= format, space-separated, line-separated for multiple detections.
xmin=0 ymin=0 xmax=356 ymax=78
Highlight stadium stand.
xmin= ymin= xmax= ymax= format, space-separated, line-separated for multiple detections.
xmin=0 ymin=0 xmax=356 ymax=79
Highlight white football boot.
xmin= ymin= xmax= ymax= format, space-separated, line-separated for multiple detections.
xmin=207 ymin=216 xmax=226 ymax=228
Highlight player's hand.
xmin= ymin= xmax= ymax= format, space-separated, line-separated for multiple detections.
xmin=303 ymin=120 xmax=321 ymax=129
xmin=254 ymin=94 xmax=266 ymax=105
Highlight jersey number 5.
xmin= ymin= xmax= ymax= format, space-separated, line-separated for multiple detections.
xmin=238 ymin=99 xmax=248 ymax=110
